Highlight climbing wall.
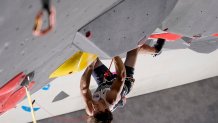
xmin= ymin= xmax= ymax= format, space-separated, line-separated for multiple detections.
xmin=0 ymin=0 xmax=120 ymax=93
xmin=161 ymin=0 xmax=218 ymax=37
xmin=73 ymin=0 xmax=178 ymax=58
xmin=1 ymin=0 xmax=218 ymax=122
xmin=188 ymin=36 xmax=218 ymax=54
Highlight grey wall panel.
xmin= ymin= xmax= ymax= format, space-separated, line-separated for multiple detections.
xmin=163 ymin=36 xmax=218 ymax=53
xmin=164 ymin=40 xmax=188 ymax=50
xmin=188 ymin=37 xmax=218 ymax=54
xmin=162 ymin=0 xmax=218 ymax=37
xmin=72 ymin=32 xmax=112 ymax=59
xmin=0 ymin=0 xmax=121 ymax=93
xmin=74 ymin=0 xmax=178 ymax=58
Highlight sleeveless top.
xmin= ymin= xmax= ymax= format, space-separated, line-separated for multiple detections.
xmin=92 ymin=87 xmax=117 ymax=111
xmin=92 ymin=76 xmax=133 ymax=111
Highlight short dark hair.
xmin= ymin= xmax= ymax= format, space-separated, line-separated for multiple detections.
xmin=93 ymin=109 xmax=113 ymax=123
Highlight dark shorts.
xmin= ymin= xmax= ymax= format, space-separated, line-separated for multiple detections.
xmin=92 ymin=64 xmax=135 ymax=96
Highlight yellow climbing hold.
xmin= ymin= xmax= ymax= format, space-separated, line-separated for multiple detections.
xmin=49 ymin=51 xmax=97 ymax=78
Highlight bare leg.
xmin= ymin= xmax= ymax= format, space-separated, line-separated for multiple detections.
xmin=138 ymin=44 xmax=156 ymax=54
xmin=123 ymin=48 xmax=140 ymax=95
xmin=124 ymin=44 xmax=156 ymax=68
xmin=124 ymin=48 xmax=140 ymax=68
xmin=139 ymin=38 xmax=166 ymax=55
xmin=95 ymin=43 xmax=157 ymax=69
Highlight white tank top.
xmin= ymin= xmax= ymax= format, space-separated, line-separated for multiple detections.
xmin=92 ymin=88 xmax=115 ymax=111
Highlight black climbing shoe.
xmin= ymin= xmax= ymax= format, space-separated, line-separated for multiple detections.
xmin=154 ymin=38 xmax=165 ymax=53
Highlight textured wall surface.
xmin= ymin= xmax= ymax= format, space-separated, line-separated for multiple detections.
xmin=39 ymin=76 xmax=218 ymax=123
xmin=162 ymin=0 xmax=218 ymax=37
xmin=0 ymin=0 xmax=120 ymax=93
xmin=75 ymin=0 xmax=178 ymax=58
xmin=1 ymin=0 xmax=218 ymax=122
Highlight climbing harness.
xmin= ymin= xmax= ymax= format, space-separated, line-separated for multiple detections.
xmin=33 ymin=0 xmax=56 ymax=36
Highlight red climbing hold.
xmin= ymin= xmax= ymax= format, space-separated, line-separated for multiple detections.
xmin=85 ymin=31 xmax=92 ymax=39
xmin=1 ymin=81 xmax=35 ymax=112
xmin=0 ymin=72 xmax=25 ymax=96
xmin=0 ymin=91 xmax=14 ymax=109
xmin=149 ymin=32 xmax=182 ymax=41
xmin=0 ymin=72 xmax=35 ymax=113
xmin=212 ymin=33 xmax=218 ymax=37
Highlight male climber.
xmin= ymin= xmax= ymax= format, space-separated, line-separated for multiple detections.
xmin=80 ymin=39 xmax=165 ymax=123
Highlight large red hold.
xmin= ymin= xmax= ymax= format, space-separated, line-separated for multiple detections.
xmin=149 ymin=32 xmax=182 ymax=41
xmin=0 ymin=72 xmax=35 ymax=114
xmin=0 ymin=72 xmax=25 ymax=96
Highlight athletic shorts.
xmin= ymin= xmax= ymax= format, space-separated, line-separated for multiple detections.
xmin=92 ymin=64 xmax=135 ymax=96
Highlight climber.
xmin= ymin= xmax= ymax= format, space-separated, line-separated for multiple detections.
xmin=80 ymin=38 xmax=165 ymax=123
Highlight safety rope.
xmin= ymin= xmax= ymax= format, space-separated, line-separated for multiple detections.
xmin=25 ymin=86 xmax=37 ymax=123
xmin=103 ymin=59 xmax=114 ymax=78
xmin=108 ymin=59 xmax=113 ymax=70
